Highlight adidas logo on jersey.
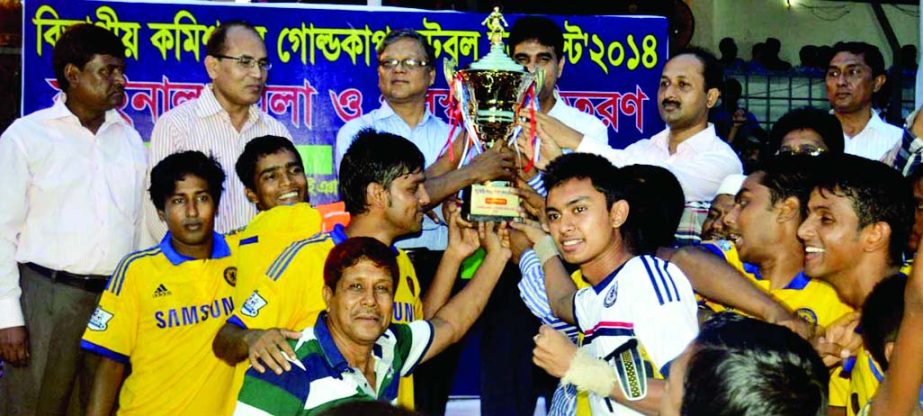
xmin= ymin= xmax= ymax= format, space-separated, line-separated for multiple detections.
xmin=153 ymin=284 xmax=172 ymax=298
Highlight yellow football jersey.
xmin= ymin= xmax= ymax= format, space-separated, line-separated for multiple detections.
xmin=81 ymin=233 xmax=239 ymax=415
xmin=700 ymin=240 xmax=854 ymax=406
xmin=846 ymin=348 xmax=884 ymax=416
xmin=235 ymin=202 xmax=322 ymax=301
xmin=228 ymin=224 xmax=423 ymax=409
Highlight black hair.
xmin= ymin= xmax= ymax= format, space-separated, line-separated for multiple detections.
xmin=376 ymin=29 xmax=437 ymax=67
xmin=767 ymin=107 xmax=844 ymax=156
xmin=543 ymin=153 xmax=639 ymax=253
xmin=682 ymin=313 xmax=828 ymax=416
xmin=754 ymin=154 xmax=825 ymax=220
xmin=719 ymin=37 xmax=738 ymax=58
xmin=621 ymin=165 xmax=685 ymax=253
xmin=235 ymin=135 xmax=303 ymax=191
xmin=860 ymin=273 xmax=906 ymax=371
xmin=52 ymin=24 xmax=125 ymax=92
xmin=339 ymin=128 xmax=425 ymax=216
xmin=205 ymin=20 xmax=261 ymax=58
xmin=672 ymin=46 xmax=724 ymax=92
xmin=814 ymin=154 xmax=914 ymax=266
xmin=323 ymin=237 xmax=399 ymax=293
xmin=149 ymin=151 xmax=226 ymax=212
xmin=830 ymin=41 xmax=886 ymax=77
xmin=509 ymin=16 xmax=565 ymax=61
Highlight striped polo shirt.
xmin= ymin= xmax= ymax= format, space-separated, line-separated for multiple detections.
xmin=234 ymin=312 xmax=433 ymax=415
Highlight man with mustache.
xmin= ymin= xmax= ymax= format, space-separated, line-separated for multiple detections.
xmin=142 ymin=21 xmax=292 ymax=246
xmin=825 ymin=42 xmax=901 ymax=165
xmin=0 ymin=24 xmax=147 ymax=414
xmin=537 ymin=48 xmax=743 ymax=244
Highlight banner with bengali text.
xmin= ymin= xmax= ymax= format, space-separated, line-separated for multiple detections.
xmin=22 ymin=0 xmax=668 ymax=204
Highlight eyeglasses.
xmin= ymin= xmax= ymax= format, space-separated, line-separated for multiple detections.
xmin=775 ymin=145 xmax=827 ymax=157
xmin=212 ymin=54 xmax=272 ymax=71
xmin=378 ymin=58 xmax=430 ymax=70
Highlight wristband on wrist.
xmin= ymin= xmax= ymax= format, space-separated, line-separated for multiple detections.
xmin=533 ymin=235 xmax=559 ymax=264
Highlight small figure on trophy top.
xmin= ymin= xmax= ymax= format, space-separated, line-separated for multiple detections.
xmin=481 ymin=6 xmax=508 ymax=45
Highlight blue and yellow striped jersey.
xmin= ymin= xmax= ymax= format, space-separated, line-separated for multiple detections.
xmin=81 ymin=233 xmax=239 ymax=415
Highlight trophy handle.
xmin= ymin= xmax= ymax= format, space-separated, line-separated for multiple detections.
xmin=443 ymin=59 xmax=457 ymax=89
xmin=532 ymin=66 xmax=545 ymax=99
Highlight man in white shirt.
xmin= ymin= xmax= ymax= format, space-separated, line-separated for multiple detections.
xmin=536 ymin=47 xmax=743 ymax=244
xmin=508 ymin=16 xmax=609 ymax=155
xmin=825 ymin=41 xmax=902 ymax=165
xmin=143 ymin=20 xmax=292 ymax=245
xmin=0 ymin=24 xmax=147 ymax=415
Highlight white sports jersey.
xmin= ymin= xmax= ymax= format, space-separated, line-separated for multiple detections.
xmin=573 ymin=255 xmax=698 ymax=415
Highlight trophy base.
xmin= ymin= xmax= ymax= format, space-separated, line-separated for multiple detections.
xmin=461 ymin=181 xmax=521 ymax=222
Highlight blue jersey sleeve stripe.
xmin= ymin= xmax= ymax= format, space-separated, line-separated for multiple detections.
xmin=227 ymin=315 xmax=248 ymax=329
xmin=640 ymin=256 xmax=665 ymax=305
xmin=265 ymin=241 xmax=300 ymax=280
xmin=108 ymin=248 xmax=160 ymax=296
xmin=240 ymin=236 xmax=259 ymax=245
xmin=700 ymin=242 xmax=726 ymax=259
xmin=117 ymin=250 xmax=160 ymax=295
xmin=652 ymin=258 xmax=674 ymax=303
xmin=266 ymin=239 xmax=311 ymax=280
xmin=660 ymin=261 xmax=681 ymax=301
xmin=268 ymin=234 xmax=330 ymax=280
xmin=80 ymin=340 xmax=130 ymax=364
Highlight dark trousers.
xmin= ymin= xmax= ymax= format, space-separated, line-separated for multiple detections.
xmin=0 ymin=265 xmax=101 ymax=416
xmin=479 ymin=262 xmax=545 ymax=416
xmin=409 ymin=249 xmax=549 ymax=416
xmin=407 ymin=249 xmax=460 ymax=416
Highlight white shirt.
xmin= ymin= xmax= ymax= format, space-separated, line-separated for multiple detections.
xmin=143 ymin=85 xmax=292 ymax=246
xmin=335 ymin=101 xmax=451 ymax=251
xmin=841 ymin=110 xmax=902 ymax=165
xmin=0 ymin=95 xmax=147 ymax=329
xmin=546 ymin=94 xmax=609 ymax=151
xmin=575 ymin=123 xmax=742 ymax=202
xmin=573 ymin=255 xmax=698 ymax=416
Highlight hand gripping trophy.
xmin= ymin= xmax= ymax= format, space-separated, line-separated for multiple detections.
xmin=444 ymin=8 xmax=544 ymax=222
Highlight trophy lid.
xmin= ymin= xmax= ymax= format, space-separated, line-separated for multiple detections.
xmin=469 ymin=7 xmax=526 ymax=73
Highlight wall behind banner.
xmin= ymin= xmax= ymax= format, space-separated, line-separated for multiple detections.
xmin=22 ymin=0 xmax=667 ymax=205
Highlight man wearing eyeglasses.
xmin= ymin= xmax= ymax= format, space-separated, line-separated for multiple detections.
xmin=142 ymin=20 xmax=292 ymax=245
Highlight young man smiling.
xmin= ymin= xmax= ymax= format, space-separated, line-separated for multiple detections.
xmin=82 ymin=151 xmax=238 ymax=415
xmin=797 ymin=154 xmax=915 ymax=416
xmin=232 ymin=135 xmax=320 ymax=305
xmin=516 ymin=153 xmax=698 ymax=416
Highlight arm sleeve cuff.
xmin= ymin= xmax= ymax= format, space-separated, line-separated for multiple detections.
xmin=0 ymin=296 xmax=24 ymax=329
xmin=227 ymin=315 xmax=248 ymax=329
xmin=80 ymin=340 xmax=130 ymax=364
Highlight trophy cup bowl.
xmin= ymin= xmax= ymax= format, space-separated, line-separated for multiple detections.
xmin=446 ymin=62 xmax=538 ymax=222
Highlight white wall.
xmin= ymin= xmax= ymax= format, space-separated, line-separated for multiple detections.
xmin=690 ymin=0 xmax=919 ymax=66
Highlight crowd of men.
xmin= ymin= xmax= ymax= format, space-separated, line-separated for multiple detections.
xmin=0 ymin=12 xmax=922 ymax=416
